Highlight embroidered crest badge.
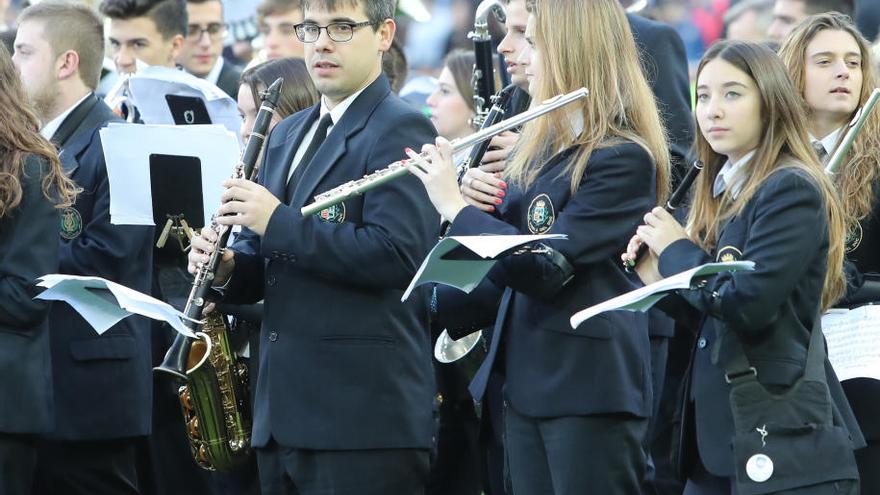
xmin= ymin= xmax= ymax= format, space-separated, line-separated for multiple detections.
xmin=716 ymin=245 xmax=743 ymax=263
xmin=318 ymin=202 xmax=346 ymax=224
xmin=527 ymin=193 xmax=555 ymax=234
xmin=845 ymin=223 xmax=863 ymax=253
xmin=60 ymin=207 xmax=83 ymax=240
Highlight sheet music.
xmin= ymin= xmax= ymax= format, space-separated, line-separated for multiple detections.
xmin=128 ymin=65 xmax=242 ymax=135
xmin=36 ymin=274 xmax=197 ymax=337
xmin=402 ymin=234 xmax=566 ymax=301
xmin=100 ymin=123 xmax=239 ymax=226
xmin=821 ymin=306 xmax=880 ymax=381
xmin=569 ymin=261 xmax=756 ymax=329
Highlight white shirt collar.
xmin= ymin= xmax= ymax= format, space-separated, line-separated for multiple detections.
xmin=714 ymin=149 xmax=756 ymax=199
xmin=205 ymin=56 xmax=225 ymax=86
xmin=40 ymin=93 xmax=92 ymax=141
xmin=320 ymin=82 xmax=371 ymax=125
xmin=810 ymin=126 xmax=845 ymax=157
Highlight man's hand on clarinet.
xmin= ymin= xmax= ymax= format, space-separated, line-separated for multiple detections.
xmin=215 ymin=179 xmax=281 ymax=236
xmin=188 ymin=226 xmax=235 ymax=286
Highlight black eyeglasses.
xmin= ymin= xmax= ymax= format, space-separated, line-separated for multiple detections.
xmin=187 ymin=23 xmax=227 ymax=40
xmin=293 ymin=21 xmax=372 ymax=43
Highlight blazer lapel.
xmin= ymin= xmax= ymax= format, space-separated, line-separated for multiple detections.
xmin=56 ymin=95 xmax=116 ymax=177
xmin=290 ymin=75 xmax=392 ymax=209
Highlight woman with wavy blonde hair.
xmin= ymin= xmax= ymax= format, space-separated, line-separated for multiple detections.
xmin=780 ymin=12 xmax=880 ymax=493
xmin=625 ymin=40 xmax=861 ymax=494
xmin=406 ymin=0 xmax=669 ymax=492
xmin=0 ymin=41 xmax=78 ymax=491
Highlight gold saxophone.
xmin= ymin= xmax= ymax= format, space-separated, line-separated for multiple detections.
xmin=154 ymin=78 xmax=284 ymax=471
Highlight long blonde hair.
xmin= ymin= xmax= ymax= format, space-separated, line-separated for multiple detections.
xmin=505 ymin=0 xmax=669 ymax=202
xmin=778 ymin=13 xmax=880 ymax=231
xmin=689 ymin=41 xmax=846 ymax=310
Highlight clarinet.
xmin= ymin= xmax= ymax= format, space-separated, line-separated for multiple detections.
xmin=456 ymin=84 xmax=519 ymax=182
xmin=469 ymin=0 xmax=506 ymax=126
xmin=155 ymin=78 xmax=283 ymax=380
xmin=623 ymin=160 xmax=704 ymax=273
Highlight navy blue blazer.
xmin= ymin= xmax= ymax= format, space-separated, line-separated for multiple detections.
xmin=0 ymin=155 xmax=60 ymax=434
xmin=47 ymin=95 xmax=154 ymax=440
xmin=226 ymin=74 xmax=440 ymax=450
xmin=440 ymin=141 xmax=657 ymax=419
xmin=656 ymin=167 xmax=864 ymax=476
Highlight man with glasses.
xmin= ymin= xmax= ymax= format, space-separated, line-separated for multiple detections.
xmin=188 ymin=0 xmax=438 ymax=492
xmin=178 ymin=0 xmax=242 ymax=98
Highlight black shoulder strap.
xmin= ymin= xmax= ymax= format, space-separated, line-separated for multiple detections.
xmin=721 ymin=311 xmax=826 ymax=385
xmin=51 ymin=93 xmax=99 ymax=148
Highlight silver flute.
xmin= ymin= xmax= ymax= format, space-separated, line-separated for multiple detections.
xmin=300 ymin=87 xmax=589 ymax=216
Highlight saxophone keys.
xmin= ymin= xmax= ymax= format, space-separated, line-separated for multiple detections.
xmin=188 ymin=416 xmax=200 ymax=438
xmin=179 ymin=386 xmax=194 ymax=411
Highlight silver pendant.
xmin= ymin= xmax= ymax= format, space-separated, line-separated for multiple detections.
xmin=746 ymin=453 xmax=774 ymax=482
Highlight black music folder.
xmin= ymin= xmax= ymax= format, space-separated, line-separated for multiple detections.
xmin=149 ymin=153 xmax=205 ymax=242
xmin=165 ymin=94 xmax=212 ymax=125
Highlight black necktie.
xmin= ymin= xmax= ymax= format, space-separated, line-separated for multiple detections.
xmin=813 ymin=141 xmax=828 ymax=165
xmin=286 ymin=113 xmax=333 ymax=202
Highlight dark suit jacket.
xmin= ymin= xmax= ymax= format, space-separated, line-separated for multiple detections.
xmin=216 ymin=59 xmax=243 ymax=100
xmin=0 ymin=155 xmax=60 ymax=434
xmin=656 ymin=167 xmax=864 ymax=476
xmin=628 ymin=14 xmax=694 ymax=189
xmin=226 ymin=74 xmax=439 ymax=450
xmin=439 ymin=142 xmax=656 ymax=418
xmin=47 ymin=95 xmax=154 ymax=440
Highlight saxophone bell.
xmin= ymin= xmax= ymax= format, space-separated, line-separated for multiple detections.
xmin=434 ymin=329 xmax=483 ymax=363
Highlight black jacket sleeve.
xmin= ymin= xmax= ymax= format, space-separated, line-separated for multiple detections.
xmin=0 ymin=156 xmax=60 ymax=329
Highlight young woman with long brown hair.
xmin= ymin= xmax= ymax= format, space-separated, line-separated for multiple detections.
xmin=407 ymin=0 xmax=669 ymax=492
xmin=0 ymin=42 xmax=78 ymax=493
xmin=624 ymin=40 xmax=862 ymax=494
xmin=779 ymin=13 xmax=880 ymax=493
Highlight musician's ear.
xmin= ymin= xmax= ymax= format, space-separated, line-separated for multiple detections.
xmin=376 ymin=18 xmax=395 ymax=52
xmin=169 ymin=34 xmax=186 ymax=65
xmin=56 ymin=50 xmax=80 ymax=82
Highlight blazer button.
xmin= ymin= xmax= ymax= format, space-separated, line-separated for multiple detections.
xmin=269 ymin=330 xmax=278 ymax=342
xmin=267 ymin=275 xmax=276 ymax=286
xmin=697 ymin=337 xmax=707 ymax=349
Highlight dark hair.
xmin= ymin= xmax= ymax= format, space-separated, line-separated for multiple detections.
xmin=300 ymin=0 xmax=395 ymax=29
xmin=99 ymin=0 xmax=188 ymax=39
xmin=0 ymin=44 xmax=77 ymax=217
xmin=382 ymin=38 xmax=407 ymax=93
xmin=443 ymin=50 xmax=476 ymax=113
xmin=803 ymin=0 xmax=854 ymax=16
xmin=19 ymin=1 xmax=105 ymax=89
xmin=240 ymin=57 xmax=318 ymax=118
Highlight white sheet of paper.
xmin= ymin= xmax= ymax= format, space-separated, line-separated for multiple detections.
xmin=128 ymin=65 xmax=242 ymax=135
xmin=402 ymin=234 xmax=566 ymax=302
xmin=569 ymin=261 xmax=756 ymax=329
xmin=36 ymin=274 xmax=197 ymax=337
xmin=100 ymin=123 xmax=239 ymax=226
xmin=821 ymin=306 xmax=880 ymax=381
